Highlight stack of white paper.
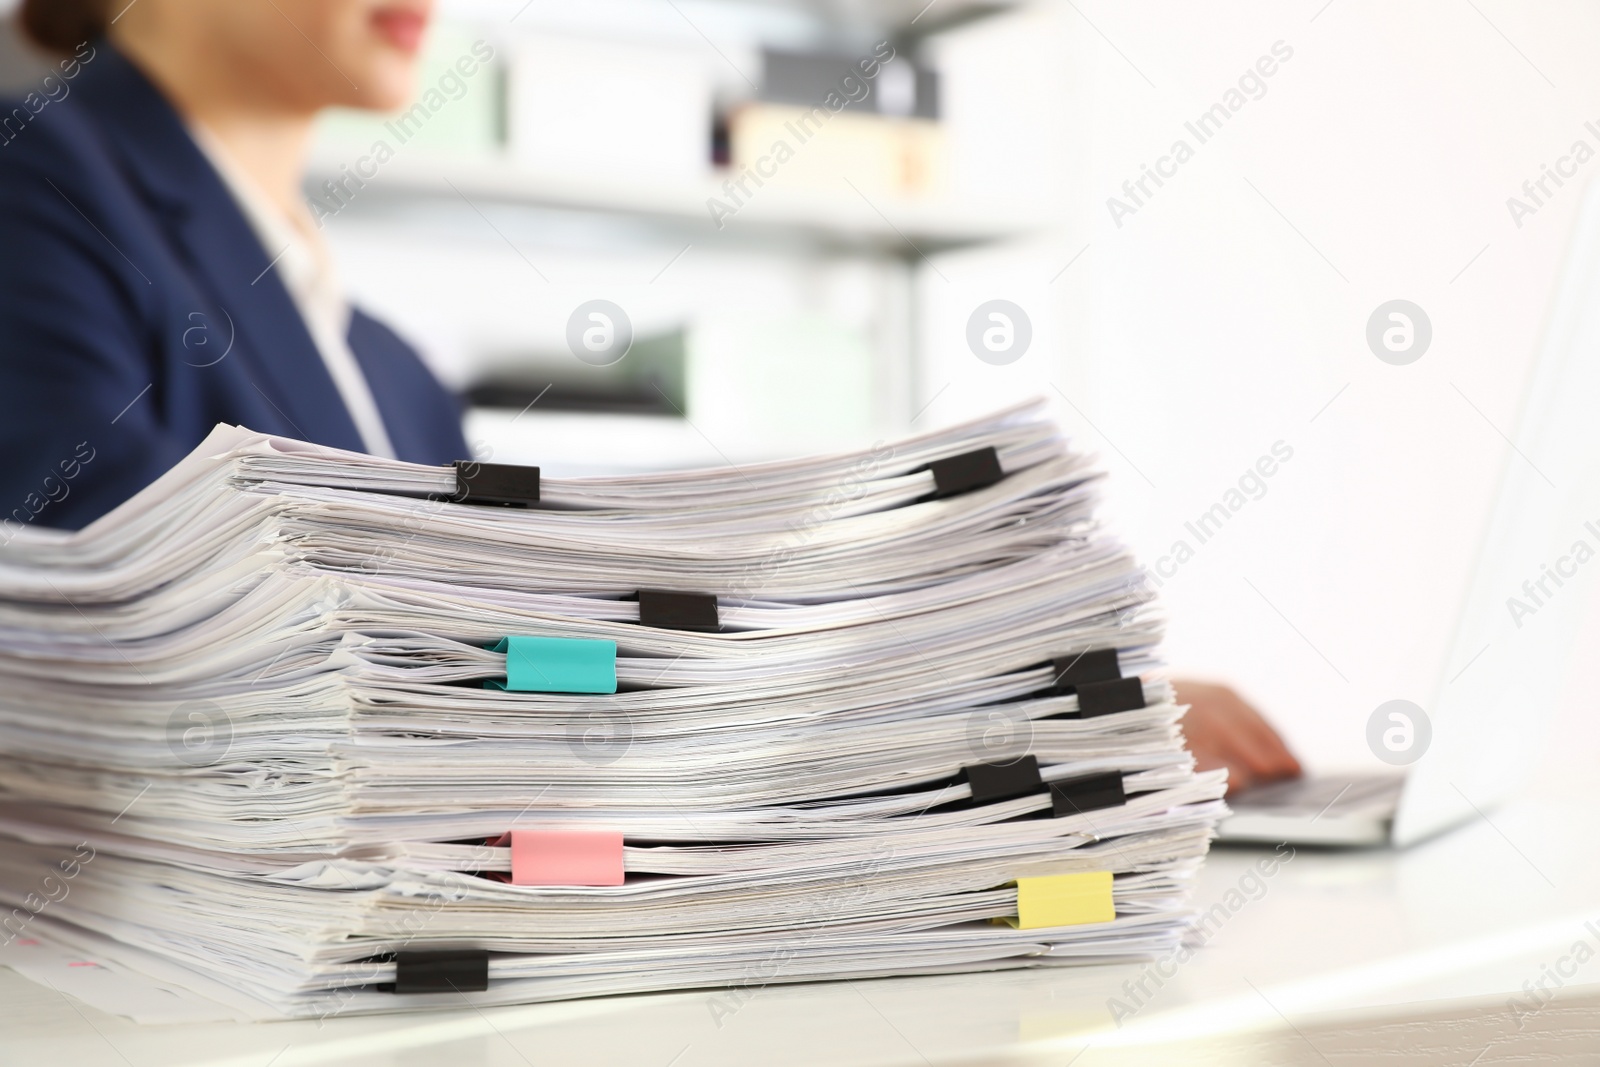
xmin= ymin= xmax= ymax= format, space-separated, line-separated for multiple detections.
xmin=0 ymin=401 xmax=1226 ymax=1021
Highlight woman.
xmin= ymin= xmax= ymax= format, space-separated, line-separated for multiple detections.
xmin=0 ymin=0 xmax=466 ymax=532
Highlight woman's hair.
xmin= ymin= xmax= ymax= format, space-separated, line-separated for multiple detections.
xmin=18 ymin=0 xmax=108 ymax=54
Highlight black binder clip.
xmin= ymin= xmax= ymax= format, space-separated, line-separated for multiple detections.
xmin=963 ymin=754 xmax=1043 ymax=804
xmin=453 ymin=461 xmax=540 ymax=508
xmin=1049 ymin=648 xmax=1121 ymax=694
xmin=1076 ymin=678 xmax=1146 ymax=717
xmin=392 ymin=949 xmax=490 ymax=994
xmin=923 ymin=446 xmax=1005 ymax=499
xmin=1050 ymin=771 xmax=1127 ymax=818
xmin=637 ymin=590 xmax=720 ymax=632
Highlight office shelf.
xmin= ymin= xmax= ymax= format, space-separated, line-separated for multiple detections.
xmin=438 ymin=0 xmax=1018 ymax=41
xmin=307 ymin=152 xmax=1043 ymax=256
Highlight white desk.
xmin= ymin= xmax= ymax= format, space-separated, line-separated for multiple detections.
xmin=4 ymin=777 xmax=1598 ymax=1067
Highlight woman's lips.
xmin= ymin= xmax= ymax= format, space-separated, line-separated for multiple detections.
xmin=372 ymin=8 xmax=427 ymax=53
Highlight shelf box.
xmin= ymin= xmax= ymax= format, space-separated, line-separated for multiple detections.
xmin=507 ymin=34 xmax=714 ymax=186
xmin=729 ymin=103 xmax=947 ymax=200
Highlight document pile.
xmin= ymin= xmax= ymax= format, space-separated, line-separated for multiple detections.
xmin=0 ymin=402 xmax=1226 ymax=1021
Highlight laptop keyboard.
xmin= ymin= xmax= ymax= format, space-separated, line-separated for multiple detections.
xmin=1230 ymin=773 xmax=1405 ymax=817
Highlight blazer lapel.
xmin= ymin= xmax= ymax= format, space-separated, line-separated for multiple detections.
xmin=74 ymin=44 xmax=365 ymax=450
xmin=169 ymin=202 xmax=366 ymax=450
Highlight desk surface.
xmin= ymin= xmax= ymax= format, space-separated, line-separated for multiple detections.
xmin=3 ymin=777 xmax=1598 ymax=1067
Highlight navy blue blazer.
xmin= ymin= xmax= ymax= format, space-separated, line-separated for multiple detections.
xmin=0 ymin=43 xmax=469 ymax=531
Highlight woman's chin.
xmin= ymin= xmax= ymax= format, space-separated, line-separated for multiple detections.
xmin=347 ymin=69 xmax=421 ymax=113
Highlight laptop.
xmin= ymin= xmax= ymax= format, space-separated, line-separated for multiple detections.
xmin=1217 ymin=181 xmax=1600 ymax=847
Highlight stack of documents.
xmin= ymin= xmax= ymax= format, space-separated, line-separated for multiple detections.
xmin=0 ymin=402 xmax=1226 ymax=1021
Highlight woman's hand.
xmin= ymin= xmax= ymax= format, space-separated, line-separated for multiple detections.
xmin=1173 ymin=679 xmax=1302 ymax=795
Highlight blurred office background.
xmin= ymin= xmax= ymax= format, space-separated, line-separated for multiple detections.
xmin=4 ymin=0 xmax=1598 ymax=776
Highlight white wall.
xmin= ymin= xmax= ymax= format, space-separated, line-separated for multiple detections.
xmin=922 ymin=0 xmax=1600 ymax=771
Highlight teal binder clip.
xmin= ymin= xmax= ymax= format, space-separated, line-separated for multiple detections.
xmin=487 ymin=636 xmax=617 ymax=694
